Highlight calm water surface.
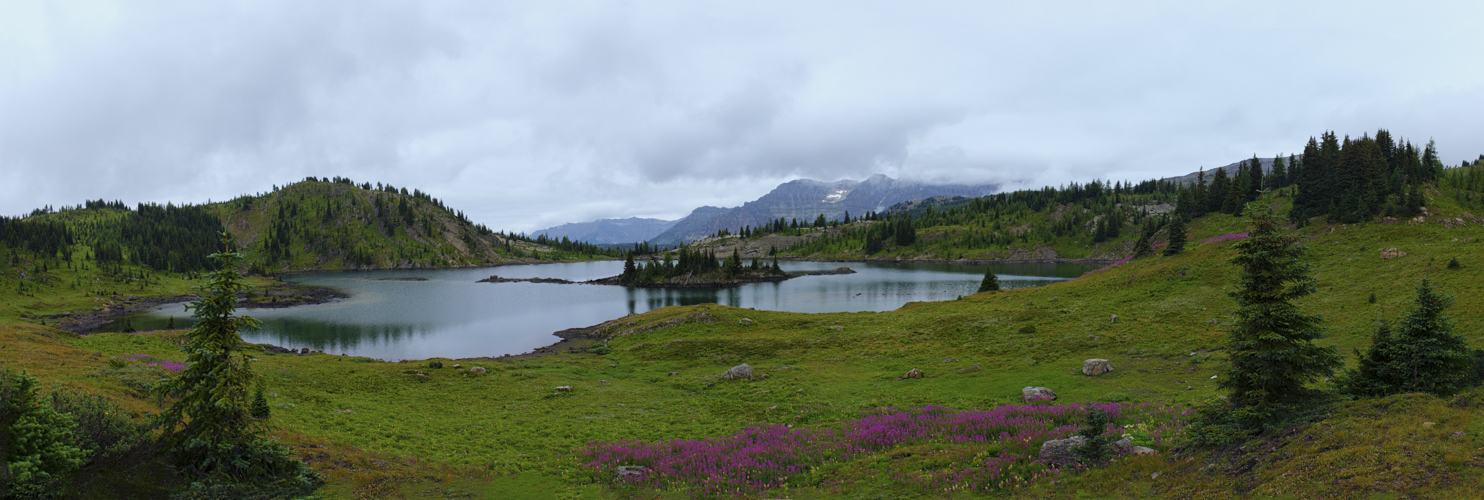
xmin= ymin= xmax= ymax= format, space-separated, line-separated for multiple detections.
xmin=118 ymin=261 xmax=1092 ymax=360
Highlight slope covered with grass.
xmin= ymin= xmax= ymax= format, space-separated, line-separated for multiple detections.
xmin=5 ymin=182 xmax=1480 ymax=498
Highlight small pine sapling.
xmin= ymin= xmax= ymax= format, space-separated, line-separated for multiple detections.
xmin=977 ymin=267 xmax=1000 ymax=292
xmin=1075 ymin=405 xmax=1114 ymax=464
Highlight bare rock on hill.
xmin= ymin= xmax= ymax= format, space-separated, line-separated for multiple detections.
xmin=1022 ymin=386 xmax=1057 ymax=401
xmin=1038 ymin=435 xmax=1086 ymax=465
xmin=1380 ymin=248 xmax=1407 ymax=259
xmin=722 ymin=363 xmax=755 ymax=380
xmin=1131 ymin=446 xmax=1159 ymax=455
xmin=1083 ymin=359 xmax=1115 ymax=376
xmin=901 ymin=368 xmax=924 ymax=379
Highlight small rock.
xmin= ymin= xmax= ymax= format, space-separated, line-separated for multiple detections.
xmin=616 ymin=465 xmax=650 ymax=479
xmin=739 ymin=318 xmax=754 ymax=325
xmin=901 ymin=368 xmax=924 ymax=379
xmin=333 ymin=409 xmax=355 ymax=414
xmin=942 ymin=358 xmax=956 ymax=363
xmin=1132 ymin=446 xmax=1159 ymax=456
xmin=1380 ymin=248 xmax=1407 ymax=259
xmin=1022 ymin=386 xmax=1057 ymax=402
xmin=668 ymin=372 xmax=678 ymax=376
xmin=722 ymin=363 xmax=755 ymax=380
xmin=1210 ymin=375 xmax=1218 ymax=379
xmin=1038 ymin=435 xmax=1086 ymax=465
xmin=1113 ymin=437 xmax=1132 ymax=450
xmin=1082 ymin=358 xmax=1114 ymax=376
xmin=299 ymin=347 xmax=310 ymax=355
xmin=968 ymin=364 xmax=981 ymax=370
xmin=829 ymin=325 xmax=844 ymax=331
xmin=1422 ymin=421 xmax=1435 ymax=428
xmin=453 ymin=364 xmax=463 ymax=369
xmin=1110 ymin=314 xmax=1118 ymax=324
xmin=1448 ymin=431 xmax=1466 ymax=439
xmin=555 ymin=386 xmax=573 ymax=392
xmin=1150 ymin=471 xmax=1162 ymax=479
xmin=469 ymin=366 xmax=486 ymax=374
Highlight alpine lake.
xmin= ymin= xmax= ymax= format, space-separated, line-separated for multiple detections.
xmin=106 ymin=261 xmax=1095 ymax=360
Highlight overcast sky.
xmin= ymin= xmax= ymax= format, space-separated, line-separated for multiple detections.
xmin=3 ymin=1 xmax=1482 ymax=232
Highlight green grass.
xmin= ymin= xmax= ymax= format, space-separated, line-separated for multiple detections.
xmin=4 ymin=185 xmax=1483 ymax=498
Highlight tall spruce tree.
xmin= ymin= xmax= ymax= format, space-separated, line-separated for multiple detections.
xmin=1268 ymin=155 xmax=1286 ymax=190
xmin=1208 ymin=168 xmax=1231 ymax=214
xmin=1163 ymin=215 xmax=1187 ymax=256
xmin=1219 ymin=201 xmax=1340 ymax=429
xmin=154 ymin=233 xmax=320 ymax=493
xmin=1337 ymin=279 xmax=1473 ymax=397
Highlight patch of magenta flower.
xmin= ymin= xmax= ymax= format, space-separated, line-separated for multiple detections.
xmin=118 ymin=353 xmax=185 ymax=372
xmin=1200 ymin=233 xmax=1248 ymax=245
xmin=582 ymin=402 xmax=1189 ymax=497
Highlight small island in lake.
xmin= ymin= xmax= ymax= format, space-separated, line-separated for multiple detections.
xmin=477 ymin=249 xmax=855 ymax=288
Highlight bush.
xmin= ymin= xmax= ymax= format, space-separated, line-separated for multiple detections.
xmin=428 ymin=361 xmax=443 ymax=369
xmin=590 ymin=344 xmax=611 ymax=356
xmin=1447 ymin=257 xmax=1461 ymax=269
xmin=47 ymin=389 xmax=156 ymax=467
xmin=166 ymin=439 xmax=321 ymax=500
xmin=2 ymin=371 xmax=88 ymax=497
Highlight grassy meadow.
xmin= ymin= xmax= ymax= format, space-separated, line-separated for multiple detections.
xmin=2 ymin=188 xmax=1482 ymax=498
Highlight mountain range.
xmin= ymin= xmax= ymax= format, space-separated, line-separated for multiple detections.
xmin=530 ymin=217 xmax=679 ymax=245
xmin=533 ymin=175 xmax=1001 ymax=246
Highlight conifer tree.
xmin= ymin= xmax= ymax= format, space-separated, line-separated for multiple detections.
xmin=977 ymin=267 xmax=1000 ymax=293
xmin=1208 ymin=168 xmax=1231 ymax=214
xmin=156 ymin=233 xmax=263 ymax=473
xmin=1163 ymin=215 xmax=1187 ymax=256
xmin=1220 ymin=201 xmax=1340 ymax=428
xmin=1268 ymin=155 xmax=1287 ymax=190
xmin=1337 ymin=279 xmax=1472 ymax=397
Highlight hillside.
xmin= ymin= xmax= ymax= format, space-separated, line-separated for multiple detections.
xmin=650 ymin=174 xmax=999 ymax=245
xmin=207 ymin=177 xmax=582 ymax=272
xmin=5 ymin=181 xmax=1481 ymax=498
xmin=0 ymin=177 xmax=607 ymax=327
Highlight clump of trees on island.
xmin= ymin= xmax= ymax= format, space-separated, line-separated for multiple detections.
xmin=619 ymin=247 xmax=784 ymax=284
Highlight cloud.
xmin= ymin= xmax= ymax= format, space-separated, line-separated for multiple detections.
xmin=3 ymin=1 xmax=1483 ymax=232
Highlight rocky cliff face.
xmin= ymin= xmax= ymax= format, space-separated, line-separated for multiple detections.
xmin=649 ymin=175 xmax=998 ymax=245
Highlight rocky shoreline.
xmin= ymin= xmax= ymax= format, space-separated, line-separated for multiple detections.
xmin=48 ymin=281 xmax=348 ymax=332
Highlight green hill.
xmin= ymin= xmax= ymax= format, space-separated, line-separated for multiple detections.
xmin=2 ymin=134 xmax=1482 ymax=498
xmin=0 ymin=177 xmax=614 ymax=326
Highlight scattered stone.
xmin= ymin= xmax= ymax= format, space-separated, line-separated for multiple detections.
xmin=1380 ymin=248 xmax=1407 ymax=259
xmin=1422 ymin=421 xmax=1435 ymax=428
xmin=299 ymin=347 xmax=310 ymax=355
xmin=555 ymin=386 xmax=573 ymax=392
xmin=668 ymin=372 xmax=678 ymax=376
xmin=1131 ymin=446 xmax=1159 ymax=456
xmin=469 ymin=366 xmax=486 ymax=374
xmin=1113 ymin=437 xmax=1133 ymax=450
xmin=1110 ymin=314 xmax=1118 ymax=324
xmin=1022 ymin=386 xmax=1057 ymax=402
xmin=968 ymin=364 xmax=980 ymax=370
xmin=1150 ymin=471 xmax=1162 ymax=479
xmin=739 ymin=318 xmax=755 ymax=325
xmin=453 ymin=364 xmax=463 ymax=369
xmin=752 ymin=390 xmax=771 ymax=395
xmin=722 ymin=363 xmax=755 ymax=380
xmin=1050 ymin=296 xmax=1060 ymax=301
xmin=1210 ymin=375 xmax=1218 ymax=379
xmin=901 ymin=368 xmax=924 ymax=379
xmin=1448 ymin=431 xmax=1466 ymax=439
xmin=616 ymin=466 xmax=650 ymax=479
xmin=942 ymin=358 xmax=957 ymax=363
xmin=1206 ymin=319 xmax=1219 ymax=324
xmin=1038 ymin=435 xmax=1086 ymax=465
xmin=1082 ymin=358 xmax=1115 ymax=376
xmin=828 ymin=325 xmax=844 ymax=331
xmin=333 ymin=409 xmax=355 ymax=414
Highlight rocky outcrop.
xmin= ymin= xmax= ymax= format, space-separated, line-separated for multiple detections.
xmin=1022 ymin=386 xmax=1057 ymax=402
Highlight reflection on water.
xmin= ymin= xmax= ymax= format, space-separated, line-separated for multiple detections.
xmin=108 ymin=260 xmax=1094 ymax=360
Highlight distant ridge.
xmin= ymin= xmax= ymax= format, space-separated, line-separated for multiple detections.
xmin=532 ymin=217 xmax=679 ymax=245
xmin=649 ymin=174 xmax=998 ymax=245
